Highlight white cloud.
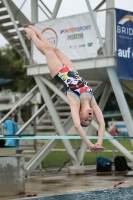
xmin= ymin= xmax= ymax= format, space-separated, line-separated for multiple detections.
xmin=115 ymin=0 xmax=133 ymax=11
xmin=0 ymin=0 xmax=133 ymax=47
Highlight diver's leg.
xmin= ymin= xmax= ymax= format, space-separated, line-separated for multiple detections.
xmin=24 ymin=28 xmax=63 ymax=77
xmin=54 ymin=48 xmax=76 ymax=69
xmin=28 ymin=25 xmax=76 ymax=69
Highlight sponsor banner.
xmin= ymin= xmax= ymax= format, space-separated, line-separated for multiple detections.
xmin=116 ymin=9 xmax=133 ymax=80
xmin=33 ymin=12 xmax=97 ymax=64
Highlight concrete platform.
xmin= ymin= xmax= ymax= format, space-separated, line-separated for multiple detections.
xmin=0 ymin=157 xmax=25 ymax=198
xmin=0 ymin=165 xmax=133 ymax=200
xmin=0 ymin=147 xmax=16 ymax=156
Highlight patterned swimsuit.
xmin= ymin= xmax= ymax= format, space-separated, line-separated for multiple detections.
xmin=54 ymin=65 xmax=93 ymax=100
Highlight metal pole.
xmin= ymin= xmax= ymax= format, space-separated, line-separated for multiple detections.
xmin=15 ymin=90 xmax=62 ymax=135
xmin=107 ymin=68 xmax=133 ymax=144
xmin=85 ymin=0 xmax=106 ymax=55
xmin=92 ymin=120 xmax=133 ymax=161
xmin=51 ymin=0 xmax=62 ymax=19
xmin=35 ymin=76 xmax=78 ymax=165
xmin=31 ymin=0 xmax=38 ymax=65
xmin=39 ymin=0 xmax=52 ymax=15
xmin=15 ymin=104 xmax=46 ymax=135
xmin=105 ymin=0 xmax=133 ymax=145
xmin=121 ymin=84 xmax=133 ymax=98
xmin=105 ymin=0 xmax=115 ymax=55
xmin=40 ymin=76 xmax=69 ymax=104
xmin=2 ymin=0 xmax=32 ymax=64
xmin=33 ymin=118 xmax=37 ymax=152
xmin=31 ymin=0 xmax=38 ymax=23
xmin=31 ymin=0 xmax=38 ymax=151
xmin=98 ymin=83 xmax=112 ymax=110
xmin=0 ymin=85 xmax=38 ymax=124
xmin=93 ymin=0 xmax=106 ymax=11
xmin=38 ymin=4 xmax=50 ymax=19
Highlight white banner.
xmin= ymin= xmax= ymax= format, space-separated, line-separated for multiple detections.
xmin=33 ymin=12 xmax=97 ymax=64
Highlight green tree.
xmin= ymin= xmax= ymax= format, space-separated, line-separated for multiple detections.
xmin=0 ymin=44 xmax=35 ymax=92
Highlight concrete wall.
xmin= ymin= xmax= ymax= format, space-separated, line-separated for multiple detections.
xmin=0 ymin=156 xmax=25 ymax=197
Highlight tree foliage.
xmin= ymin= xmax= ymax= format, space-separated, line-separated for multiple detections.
xmin=0 ymin=44 xmax=35 ymax=92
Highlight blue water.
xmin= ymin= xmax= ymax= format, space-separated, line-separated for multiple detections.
xmin=21 ymin=186 xmax=133 ymax=200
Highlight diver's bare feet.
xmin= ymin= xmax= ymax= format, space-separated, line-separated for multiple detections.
xmin=24 ymin=27 xmax=35 ymax=40
xmin=28 ymin=25 xmax=41 ymax=35
xmin=28 ymin=25 xmax=55 ymax=49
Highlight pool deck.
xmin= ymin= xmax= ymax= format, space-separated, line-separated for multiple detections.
xmin=1 ymin=165 xmax=133 ymax=200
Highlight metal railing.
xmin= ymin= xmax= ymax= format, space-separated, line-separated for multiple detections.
xmin=0 ymin=85 xmax=38 ymax=125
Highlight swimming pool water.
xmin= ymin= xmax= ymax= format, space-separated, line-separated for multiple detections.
xmin=16 ymin=186 xmax=133 ymax=200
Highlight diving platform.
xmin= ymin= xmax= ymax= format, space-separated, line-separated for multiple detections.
xmin=0 ymin=135 xmax=133 ymax=141
xmin=25 ymin=55 xmax=115 ymax=81
xmin=25 ymin=55 xmax=133 ymax=92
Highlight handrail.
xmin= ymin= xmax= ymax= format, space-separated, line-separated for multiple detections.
xmin=0 ymin=85 xmax=38 ymax=124
xmin=11 ymin=89 xmax=39 ymax=120
xmin=37 ymin=85 xmax=64 ymax=124
xmin=15 ymin=104 xmax=46 ymax=135
xmin=15 ymin=85 xmax=64 ymax=135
